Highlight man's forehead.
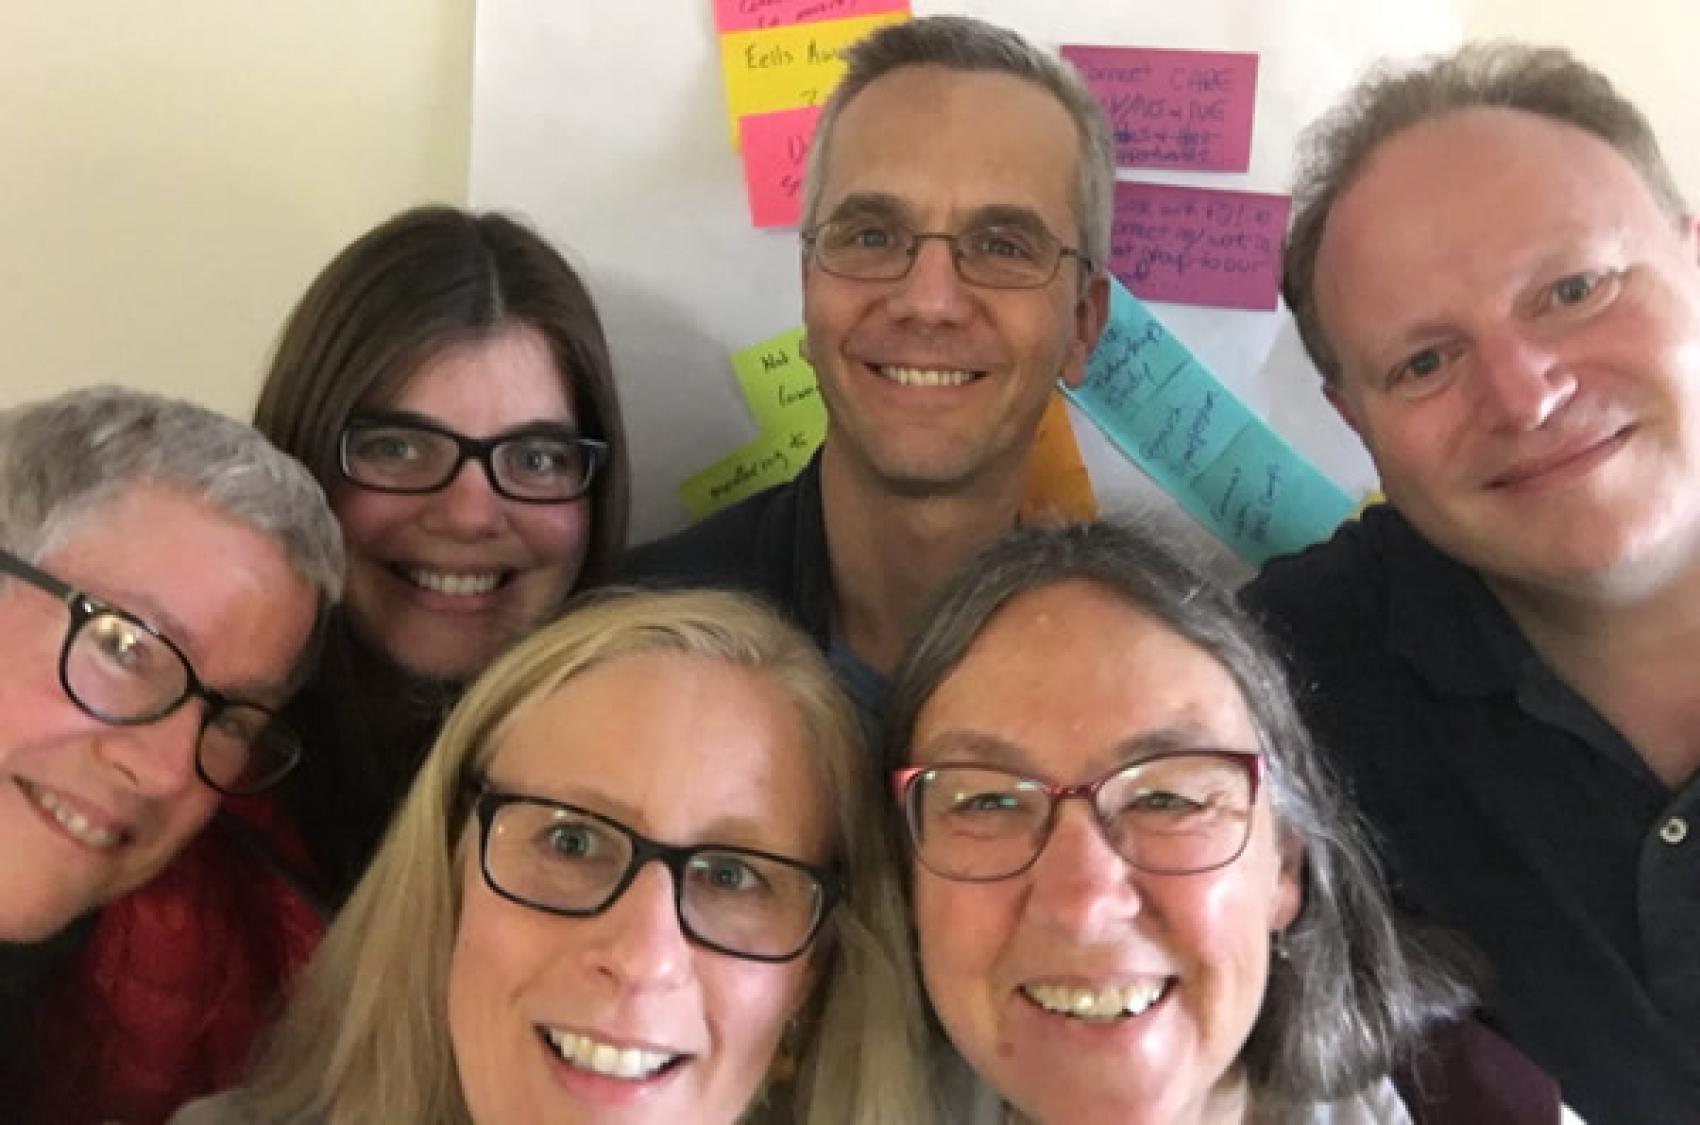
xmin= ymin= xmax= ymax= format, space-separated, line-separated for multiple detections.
xmin=817 ymin=65 xmax=1081 ymax=230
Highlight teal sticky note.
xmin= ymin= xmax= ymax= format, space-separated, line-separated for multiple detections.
xmin=1191 ymin=424 xmax=1354 ymax=565
xmin=1080 ymin=280 xmax=1190 ymax=415
xmin=1125 ymin=362 xmax=1257 ymax=481
xmin=1067 ymin=278 xmax=1354 ymax=564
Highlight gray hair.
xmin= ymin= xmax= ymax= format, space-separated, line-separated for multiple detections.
xmin=0 ymin=385 xmax=343 ymax=605
xmin=1284 ymin=42 xmax=1688 ymax=384
xmin=801 ymin=15 xmax=1115 ymax=272
xmin=884 ymin=522 xmax=1473 ymax=1108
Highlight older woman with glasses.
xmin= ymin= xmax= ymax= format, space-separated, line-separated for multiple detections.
xmin=175 ymin=588 xmax=930 ymax=1125
xmin=885 ymin=522 xmax=1578 ymax=1124
xmin=0 ymin=387 xmax=342 ymax=1125
xmin=249 ymin=204 xmax=631 ymax=912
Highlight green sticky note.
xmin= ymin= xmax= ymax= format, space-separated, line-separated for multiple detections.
xmin=731 ymin=326 xmax=827 ymax=444
xmin=678 ymin=423 xmax=821 ymax=520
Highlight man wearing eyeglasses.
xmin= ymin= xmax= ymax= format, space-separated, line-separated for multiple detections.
xmin=0 ymin=386 xmax=342 ymax=1120
xmin=626 ymin=15 xmax=1110 ymax=723
xmin=1242 ymin=46 xmax=1700 ymax=1122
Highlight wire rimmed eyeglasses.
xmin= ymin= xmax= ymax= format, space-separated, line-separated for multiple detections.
xmin=802 ymin=214 xmax=1092 ymax=290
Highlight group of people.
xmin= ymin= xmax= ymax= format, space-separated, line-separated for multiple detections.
xmin=0 ymin=13 xmax=1693 ymax=1125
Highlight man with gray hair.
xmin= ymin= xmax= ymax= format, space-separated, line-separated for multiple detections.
xmin=1244 ymin=44 xmax=1700 ymax=1121
xmin=627 ymin=15 xmax=1110 ymax=723
xmin=0 ymin=385 xmax=342 ymax=1119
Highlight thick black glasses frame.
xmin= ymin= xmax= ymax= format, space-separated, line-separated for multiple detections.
xmin=339 ymin=413 xmax=608 ymax=503
xmin=893 ymin=749 xmax=1264 ymax=882
xmin=0 ymin=549 xmax=298 ymax=795
xmin=473 ymin=788 xmax=842 ymax=963
xmin=801 ymin=220 xmax=1093 ymax=290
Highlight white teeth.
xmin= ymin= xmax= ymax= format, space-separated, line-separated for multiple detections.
xmin=541 ymin=1027 xmax=679 ymax=1080
xmin=406 ymin=569 xmax=502 ymax=596
xmin=879 ymin=365 xmax=977 ymax=387
xmin=1022 ymin=980 xmax=1168 ymax=1023
xmin=21 ymin=782 xmax=122 ymax=849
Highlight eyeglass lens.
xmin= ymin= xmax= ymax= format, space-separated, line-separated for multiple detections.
xmin=342 ymin=422 xmax=598 ymax=501
xmin=810 ymin=216 xmax=1074 ymax=288
xmin=905 ymin=753 xmax=1257 ymax=881
xmin=64 ymin=605 xmax=296 ymax=794
xmin=481 ymin=798 xmax=828 ymax=960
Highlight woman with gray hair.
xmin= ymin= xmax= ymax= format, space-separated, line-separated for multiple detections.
xmin=0 ymin=385 xmax=343 ymax=1124
xmin=885 ymin=522 xmax=1578 ymax=1123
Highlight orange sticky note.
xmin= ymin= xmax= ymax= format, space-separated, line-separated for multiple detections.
xmin=1021 ymin=390 xmax=1097 ymax=522
xmin=741 ymin=105 xmax=820 ymax=228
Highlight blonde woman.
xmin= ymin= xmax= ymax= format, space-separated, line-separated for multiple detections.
xmin=177 ymin=589 xmax=930 ymax=1124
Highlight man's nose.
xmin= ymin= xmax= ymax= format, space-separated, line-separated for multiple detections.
xmin=884 ymin=235 xmax=976 ymax=325
xmin=1471 ymin=330 xmax=1577 ymax=431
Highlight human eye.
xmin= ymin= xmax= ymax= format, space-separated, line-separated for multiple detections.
xmin=1384 ymin=341 xmax=1464 ymax=400
xmin=967 ymin=224 xmax=1042 ymax=262
xmin=1536 ymin=269 xmax=1621 ymax=316
xmin=825 ymin=216 xmax=899 ymax=252
xmin=1123 ymin=787 xmax=1207 ymax=815
xmin=207 ymin=705 xmax=268 ymax=745
xmin=348 ymin=427 xmax=423 ymax=464
xmin=504 ymin=438 xmax=579 ymax=480
xmin=85 ymin=614 xmax=161 ymax=676
xmin=687 ymin=852 xmax=772 ymax=897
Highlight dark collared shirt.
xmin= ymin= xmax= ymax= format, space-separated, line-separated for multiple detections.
xmin=1244 ymin=505 xmax=1700 ymax=1125
xmin=621 ymin=451 xmax=891 ymax=733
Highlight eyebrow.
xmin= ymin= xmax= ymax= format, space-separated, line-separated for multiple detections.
xmin=485 ymin=779 xmax=823 ymax=857
xmin=822 ymin=193 xmax=1057 ymax=238
xmin=350 ymin=409 xmax=582 ymax=441
xmin=83 ymin=583 xmax=293 ymax=705
xmin=913 ymin=723 xmax=1248 ymax=774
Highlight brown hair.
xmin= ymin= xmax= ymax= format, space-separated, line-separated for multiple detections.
xmin=254 ymin=204 xmax=629 ymax=586
xmin=1284 ymin=42 xmax=1688 ymax=384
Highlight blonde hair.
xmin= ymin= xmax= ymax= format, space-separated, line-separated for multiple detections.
xmin=232 ymin=588 xmax=931 ymax=1124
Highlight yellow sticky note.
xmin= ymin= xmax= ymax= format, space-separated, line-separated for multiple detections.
xmin=679 ymin=424 xmax=821 ymax=520
xmin=1021 ymin=389 xmax=1098 ymax=522
xmin=731 ymin=326 xmax=827 ymax=442
xmin=719 ymin=11 xmax=909 ymax=146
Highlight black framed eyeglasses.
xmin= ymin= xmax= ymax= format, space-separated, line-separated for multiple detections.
xmin=0 ymin=549 xmax=302 ymax=795
xmin=894 ymin=750 xmax=1263 ymax=882
xmin=802 ymin=214 xmax=1092 ymax=290
xmin=339 ymin=413 xmax=607 ymax=503
xmin=473 ymin=787 xmax=841 ymax=963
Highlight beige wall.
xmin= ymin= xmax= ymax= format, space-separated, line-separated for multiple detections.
xmin=1466 ymin=0 xmax=1700 ymax=202
xmin=0 ymin=1 xmax=472 ymax=419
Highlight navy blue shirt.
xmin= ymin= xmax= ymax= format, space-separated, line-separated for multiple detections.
xmin=1244 ymin=505 xmax=1700 ymax=1125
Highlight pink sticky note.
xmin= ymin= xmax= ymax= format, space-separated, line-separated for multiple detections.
xmin=1108 ymin=182 xmax=1291 ymax=311
xmin=1061 ymin=46 xmax=1258 ymax=173
xmin=741 ymin=105 xmax=821 ymax=228
xmin=714 ymin=0 xmax=909 ymax=34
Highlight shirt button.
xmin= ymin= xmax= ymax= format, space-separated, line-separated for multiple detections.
xmin=1659 ymin=816 xmax=1688 ymax=845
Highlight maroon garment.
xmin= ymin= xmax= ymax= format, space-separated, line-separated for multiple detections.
xmin=9 ymin=804 xmax=322 ymax=1125
xmin=1395 ymin=1018 xmax=1564 ymax=1124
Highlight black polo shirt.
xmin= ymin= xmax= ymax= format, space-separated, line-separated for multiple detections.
xmin=1243 ymin=505 xmax=1700 ymax=1125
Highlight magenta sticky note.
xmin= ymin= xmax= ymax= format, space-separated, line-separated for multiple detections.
xmin=1061 ymin=45 xmax=1258 ymax=172
xmin=714 ymin=0 xmax=909 ymax=34
xmin=741 ymin=105 xmax=821 ymax=228
xmin=1108 ymin=182 xmax=1291 ymax=311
